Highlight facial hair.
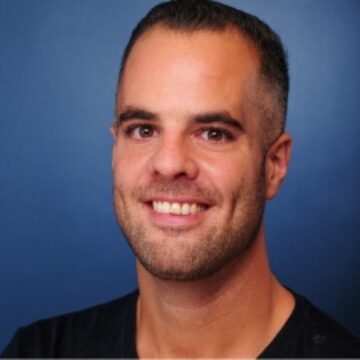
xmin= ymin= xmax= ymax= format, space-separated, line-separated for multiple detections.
xmin=113 ymin=171 xmax=266 ymax=282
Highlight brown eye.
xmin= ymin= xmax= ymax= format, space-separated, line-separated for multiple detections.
xmin=201 ymin=128 xmax=233 ymax=142
xmin=129 ymin=124 xmax=155 ymax=139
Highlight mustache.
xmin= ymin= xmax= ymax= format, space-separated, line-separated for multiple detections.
xmin=132 ymin=177 xmax=223 ymax=205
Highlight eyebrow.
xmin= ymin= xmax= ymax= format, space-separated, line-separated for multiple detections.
xmin=116 ymin=107 xmax=158 ymax=126
xmin=115 ymin=107 xmax=243 ymax=131
xmin=191 ymin=112 xmax=244 ymax=131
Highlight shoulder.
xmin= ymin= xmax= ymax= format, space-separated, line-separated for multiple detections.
xmin=261 ymin=291 xmax=360 ymax=358
xmin=295 ymin=293 xmax=360 ymax=356
xmin=1 ymin=290 xmax=138 ymax=358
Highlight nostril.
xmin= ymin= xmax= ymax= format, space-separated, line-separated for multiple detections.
xmin=152 ymin=154 xmax=198 ymax=179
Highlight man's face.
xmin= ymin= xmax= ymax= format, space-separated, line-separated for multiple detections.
xmin=112 ymin=27 xmax=270 ymax=281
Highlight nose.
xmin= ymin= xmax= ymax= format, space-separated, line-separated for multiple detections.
xmin=150 ymin=133 xmax=199 ymax=179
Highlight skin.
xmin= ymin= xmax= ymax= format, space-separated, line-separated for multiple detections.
xmin=112 ymin=26 xmax=293 ymax=358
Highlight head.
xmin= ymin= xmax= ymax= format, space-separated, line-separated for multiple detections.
xmin=111 ymin=0 xmax=291 ymax=281
xmin=117 ymin=0 xmax=289 ymax=150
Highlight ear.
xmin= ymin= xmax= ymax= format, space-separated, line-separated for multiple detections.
xmin=110 ymin=125 xmax=117 ymax=140
xmin=265 ymin=133 xmax=292 ymax=200
xmin=110 ymin=125 xmax=117 ymax=170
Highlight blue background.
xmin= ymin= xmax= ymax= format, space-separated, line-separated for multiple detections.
xmin=1 ymin=0 xmax=359 ymax=351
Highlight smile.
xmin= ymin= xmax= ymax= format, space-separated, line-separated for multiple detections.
xmin=152 ymin=201 xmax=206 ymax=216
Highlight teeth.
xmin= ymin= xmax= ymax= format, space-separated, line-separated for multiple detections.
xmin=182 ymin=203 xmax=190 ymax=215
xmin=170 ymin=202 xmax=181 ymax=214
xmin=152 ymin=201 xmax=205 ymax=215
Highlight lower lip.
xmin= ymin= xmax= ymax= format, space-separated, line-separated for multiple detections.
xmin=143 ymin=203 xmax=209 ymax=228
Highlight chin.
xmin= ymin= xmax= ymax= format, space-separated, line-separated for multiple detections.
xmin=135 ymin=244 xmax=248 ymax=282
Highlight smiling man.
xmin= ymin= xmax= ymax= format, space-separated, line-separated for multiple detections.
xmin=112 ymin=26 xmax=272 ymax=283
xmin=2 ymin=0 xmax=360 ymax=358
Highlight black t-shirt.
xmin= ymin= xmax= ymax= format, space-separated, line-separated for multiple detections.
xmin=1 ymin=290 xmax=360 ymax=358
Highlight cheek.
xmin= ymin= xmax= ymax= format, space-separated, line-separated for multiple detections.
xmin=112 ymin=142 xmax=151 ymax=185
xmin=201 ymin=155 xmax=244 ymax=196
xmin=201 ymin=150 xmax=264 ymax=204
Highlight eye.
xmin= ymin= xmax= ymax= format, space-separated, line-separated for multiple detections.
xmin=200 ymin=128 xmax=234 ymax=142
xmin=125 ymin=124 xmax=156 ymax=139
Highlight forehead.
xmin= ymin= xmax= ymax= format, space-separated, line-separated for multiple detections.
xmin=117 ymin=26 xmax=261 ymax=118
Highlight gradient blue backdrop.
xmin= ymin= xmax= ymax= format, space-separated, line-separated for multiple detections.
xmin=1 ymin=0 xmax=359 ymax=351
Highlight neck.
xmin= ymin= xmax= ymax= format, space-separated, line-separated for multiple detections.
xmin=136 ymin=226 xmax=294 ymax=358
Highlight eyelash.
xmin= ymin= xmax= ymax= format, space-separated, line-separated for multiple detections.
xmin=122 ymin=123 xmax=235 ymax=142
xmin=200 ymin=127 xmax=235 ymax=142
xmin=123 ymin=123 xmax=156 ymax=139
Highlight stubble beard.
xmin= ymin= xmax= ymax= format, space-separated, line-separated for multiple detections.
xmin=113 ymin=174 xmax=266 ymax=282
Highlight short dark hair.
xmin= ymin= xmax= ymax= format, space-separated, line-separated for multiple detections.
xmin=117 ymin=0 xmax=289 ymax=148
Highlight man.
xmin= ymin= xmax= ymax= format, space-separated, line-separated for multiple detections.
xmin=2 ymin=0 xmax=359 ymax=358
